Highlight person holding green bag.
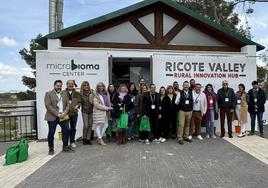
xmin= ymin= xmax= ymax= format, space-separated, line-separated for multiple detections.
xmin=107 ymin=84 xmax=117 ymax=142
xmin=112 ymin=84 xmax=133 ymax=145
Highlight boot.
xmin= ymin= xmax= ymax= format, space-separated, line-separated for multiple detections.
xmin=91 ymin=131 xmax=94 ymax=140
xmin=97 ymin=138 xmax=107 ymax=146
xmin=122 ymin=130 xmax=127 ymax=145
xmin=83 ymin=139 xmax=87 ymax=145
xmin=117 ymin=132 xmax=122 ymax=145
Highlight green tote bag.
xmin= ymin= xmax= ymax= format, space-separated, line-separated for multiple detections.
xmin=140 ymin=116 xmax=151 ymax=132
xmin=117 ymin=106 xmax=129 ymax=129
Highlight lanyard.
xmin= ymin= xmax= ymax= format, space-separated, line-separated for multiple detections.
xmin=224 ymin=89 xmax=229 ymax=97
xmin=253 ymin=90 xmax=257 ymax=98
xmin=67 ymin=90 xmax=74 ymax=100
xmin=183 ymin=90 xmax=189 ymax=99
xmin=150 ymin=93 xmax=155 ymax=104
xmin=194 ymin=92 xmax=200 ymax=103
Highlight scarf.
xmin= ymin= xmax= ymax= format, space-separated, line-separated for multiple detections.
xmin=99 ymin=91 xmax=109 ymax=107
xmin=119 ymin=92 xmax=127 ymax=101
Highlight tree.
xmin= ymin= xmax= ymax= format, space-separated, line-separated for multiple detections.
xmin=257 ymin=66 xmax=267 ymax=83
xmin=177 ymin=0 xmax=255 ymax=38
xmin=19 ymin=34 xmax=45 ymax=90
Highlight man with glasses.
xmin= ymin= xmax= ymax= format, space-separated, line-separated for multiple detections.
xmin=217 ymin=80 xmax=236 ymax=138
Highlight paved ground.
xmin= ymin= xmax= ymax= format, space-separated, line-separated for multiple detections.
xmin=0 ymin=141 xmax=15 ymax=156
xmin=15 ymin=137 xmax=268 ymax=188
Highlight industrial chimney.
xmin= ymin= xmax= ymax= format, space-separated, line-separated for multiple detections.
xmin=49 ymin=0 xmax=64 ymax=33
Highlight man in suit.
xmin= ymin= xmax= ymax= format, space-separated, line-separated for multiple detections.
xmin=44 ymin=80 xmax=73 ymax=155
xmin=248 ymin=81 xmax=266 ymax=137
xmin=142 ymin=84 xmax=160 ymax=142
xmin=62 ymin=80 xmax=81 ymax=148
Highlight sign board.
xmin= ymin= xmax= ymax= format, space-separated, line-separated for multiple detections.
xmin=36 ymin=51 xmax=109 ymax=139
xmin=152 ymin=54 xmax=256 ymax=91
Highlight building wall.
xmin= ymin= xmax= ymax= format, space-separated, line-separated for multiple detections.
xmin=36 ymin=40 xmax=257 ymax=139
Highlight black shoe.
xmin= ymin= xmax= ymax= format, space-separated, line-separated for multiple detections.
xmin=86 ymin=140 xmax=93 ymax=145
xmin=83 ymin=139 xmax=87 ymax=145
xmin=184 ymin=138 xmax=192 ymax=143
xmin=171 ymin=135 xmax=177 ymax=139
xmin=48 ymin=149 xmax=54 ymax=155
xmin=260 ymin=133 xmax=264 ymax=138
xmin=228 ymin=134 xmax=233 ymax=138
xmin=62 ymin=146 xmax=75 ymax=153
xmin=220 ymin=134 xmax=225 ymax=138
xmin=248 ymin=132 xmax=255 ymax=136
xmin=178 ymin=140 xmax=184 ymax=145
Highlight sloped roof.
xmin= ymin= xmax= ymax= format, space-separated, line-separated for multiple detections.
xmin=38 ymin=0 xmax=265 ymax=51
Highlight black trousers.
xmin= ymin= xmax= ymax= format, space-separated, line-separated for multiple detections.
xmin=220 ymin=108 xmax=233 ymax=136
xmin=149 ymin=112 xmax=159 ymax=139
xmin=140 ymin=131 xmax=150 ymax=140
xmin=160 ymin=113 xmax=176 ymax=139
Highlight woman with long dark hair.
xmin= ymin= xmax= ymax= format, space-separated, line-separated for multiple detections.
xmin=127 ymin=82 xmax=138 ymax=140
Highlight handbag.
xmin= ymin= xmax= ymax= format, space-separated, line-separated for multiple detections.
xmin=140 ymin=116 xmax=150 ymax=132
xmin=117 ymin=106 xmax=129 ymax=129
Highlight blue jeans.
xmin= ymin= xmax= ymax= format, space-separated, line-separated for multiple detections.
xmin=128 ymin=120 xmax=135 ymax=138
xmin=47 ymin=118 xmax=70 ymax=149
xmin=250 ymin=112 xmax=264 ymax=134
xmin=206 ymin=109 xmax=215 ymax=136
xmin=69 ymin=114 xmax=78 ymax=143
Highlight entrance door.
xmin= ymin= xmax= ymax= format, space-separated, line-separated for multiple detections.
xmin=112 ymin=58 xmax=151 ymax=88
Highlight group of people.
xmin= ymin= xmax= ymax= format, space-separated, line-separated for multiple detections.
xmin=44 ymin=78 xmax=266 ymax=154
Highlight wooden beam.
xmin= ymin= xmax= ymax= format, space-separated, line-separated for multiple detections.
xmin=162 ymin=20 xmax=186 ymax=45
xmin=130 ymin=18 xmax=156 ymax=45
xmin=154 ymin=10 xmax=163 ymax=44
xmin=62 ymin=41 xmax=240 ymax=52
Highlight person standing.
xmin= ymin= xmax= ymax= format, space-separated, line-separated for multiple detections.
xmin=189 ymin=83 xmax=207 ymax=141
xmin=127 ymin=82 xmax=138 ymax=140
xmin=80 ymin=81 xmax=94 ymax=145
xmin=234 ymin=84 xmax=248 ymax=137
xmin=112 ymin=84 xmax=132 ymax=145
xmin=204 ymin=84 xmax=218 ymax=138
xmin=190 ymin=79 xmax=196 ymax=91
xmin=142 ymin=84 xmax=160 ymax=142
xmin=107 ymin=84 xmax=117 ymax=142
xmin=136 ymin=85 xmax=150 ymax=144
xmin=62 ymin=80 xmax=81 ymax=148
xmin=157 ymin=86 xmax=166 ymax=143
xmin=160 ymin=86 xmax=177 ymax=142
xmin=175 ymin=81 xmax=194 ymax=145
xmin=217 ymin=80 xmax=236 ymax=138
xmin=248 ymin=81 xmax=266 ymax=137
xmin=44 ymin=80 xmax=73 ymax=155
xmin=93 ymin=82 xmax=113 ymax=146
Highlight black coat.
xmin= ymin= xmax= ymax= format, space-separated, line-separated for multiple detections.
xmin=248 ymin=88 xmax=266 ymax=113
xmin=217 ymin=87 xmax=236 ymax=109
xmin=111 ymin=93 xmax=133 ymax=118
xmin=142 ymin=92 xmax=160 ymax=116
xmin=160 ymin=94 xmax=177 ymax=116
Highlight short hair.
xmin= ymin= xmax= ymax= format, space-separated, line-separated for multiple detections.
xmin=149 ymin=83 xmax=155 ymax=88
xmin=183 ymin=81 xmax=189 ymax=84
xmin=159 ymin=86 xmax=166 ymax=93
xmin=139 ymin=78 xmax=145 ymax=82
xmin=173 ymin=81 xmax=178 ymax=84
xmin=166 ymin=85 xmax=173 ymax=90
xmin=190 ymin=79 xmax=195 ymax=82
xmin=195 ymin=83 xmax=201 ymax=87
xmin=54 ymin=80 xmax=62 ymax=86
xmin=239 ymin=84 xmax=245 ymax=91
xmin=252 ymin=81 xmax=258 ymax=85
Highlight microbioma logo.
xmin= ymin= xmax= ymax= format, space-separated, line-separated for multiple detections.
xmin=47 ymin=59 xmax=100 ymax=71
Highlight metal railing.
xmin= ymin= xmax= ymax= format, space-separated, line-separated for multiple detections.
xmin=0 ymin=102 xmax=37 ymax=142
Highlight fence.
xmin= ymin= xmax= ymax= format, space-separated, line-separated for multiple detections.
xmin=0 ymin=101 xmax=37 ymax=142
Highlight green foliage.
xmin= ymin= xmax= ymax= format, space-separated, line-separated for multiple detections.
xmin=16 ymin=90 xmax=36 ymax=101
xmin=19 ymin=34 xmax=45 ymax=90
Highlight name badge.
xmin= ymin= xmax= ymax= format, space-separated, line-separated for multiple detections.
xmin=225 ymin=98 xmax=229 ymax=102
xmin=159 ymin=106 xmax=162 ymax=110
xmin=254 ymin=98 xmax=258 ymax=102
xmin=209 ymin=100 xmax=213 ymax=104
xmin=185 ymin=100 xmax=189 ymax=105
xmin=131 ymin=98 xmax=134 ymax=102
xmin=69 ymin=100 xmax=72 ymax=104
xmin=151 ymin=105 xmax=155 ymax=109
xmin=237 ymin=100 xmax=241 ymax=104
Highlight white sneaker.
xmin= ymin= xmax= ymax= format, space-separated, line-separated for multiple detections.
xmin=70 ymin=143 xmax=77 ymax=148
xmin=212 ymin=135 xmax=216 ymax=139
xmin=158 ymin=137 xmax=163 ymax=142
xmin=161 ymin=138 xmax=166 ymax=143
xmin=153 ymin=139 xmax=158 ymax=142
xmin=145 ymin=139 xmax=150 ymax=144
xmin=197 ymin=135 xmax=203 ymax=140
xmin=206 ymin=134 xmax=210 ymax=138
xmin=188 ymin=135 xmax=192 ymax=140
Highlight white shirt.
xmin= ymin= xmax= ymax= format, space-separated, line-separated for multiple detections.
xmin=56 ymin=92 xmax=63 ymax=113
xmin=193 ymin=91 xmax=201 ymax=111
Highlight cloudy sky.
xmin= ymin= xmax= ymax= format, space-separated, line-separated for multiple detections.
xmin=0 ymin=0 xmax=267 ymax=91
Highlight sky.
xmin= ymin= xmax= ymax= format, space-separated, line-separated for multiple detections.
xmin=0 ymin=0 xmax=267 ymax=92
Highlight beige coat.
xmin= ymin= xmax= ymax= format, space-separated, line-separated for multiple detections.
xmin=44 ymin=90 xmax=69 ymax=121
xmin=93 ymin=93 xmax=111 ymax=124
xmin=233 ymin=93 xmax=248 ymax=124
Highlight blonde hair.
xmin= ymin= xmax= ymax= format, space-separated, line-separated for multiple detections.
xmin=80 ymin=81 xmax=91 ymax=96
xmin=118 ymin=84 xmax=128 ymax=93
xmin=95 ymin=82 xmax=107 ymax=93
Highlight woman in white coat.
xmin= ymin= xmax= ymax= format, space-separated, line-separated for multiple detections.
xmin=93 ymin=82 xmax=113 ymax=146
